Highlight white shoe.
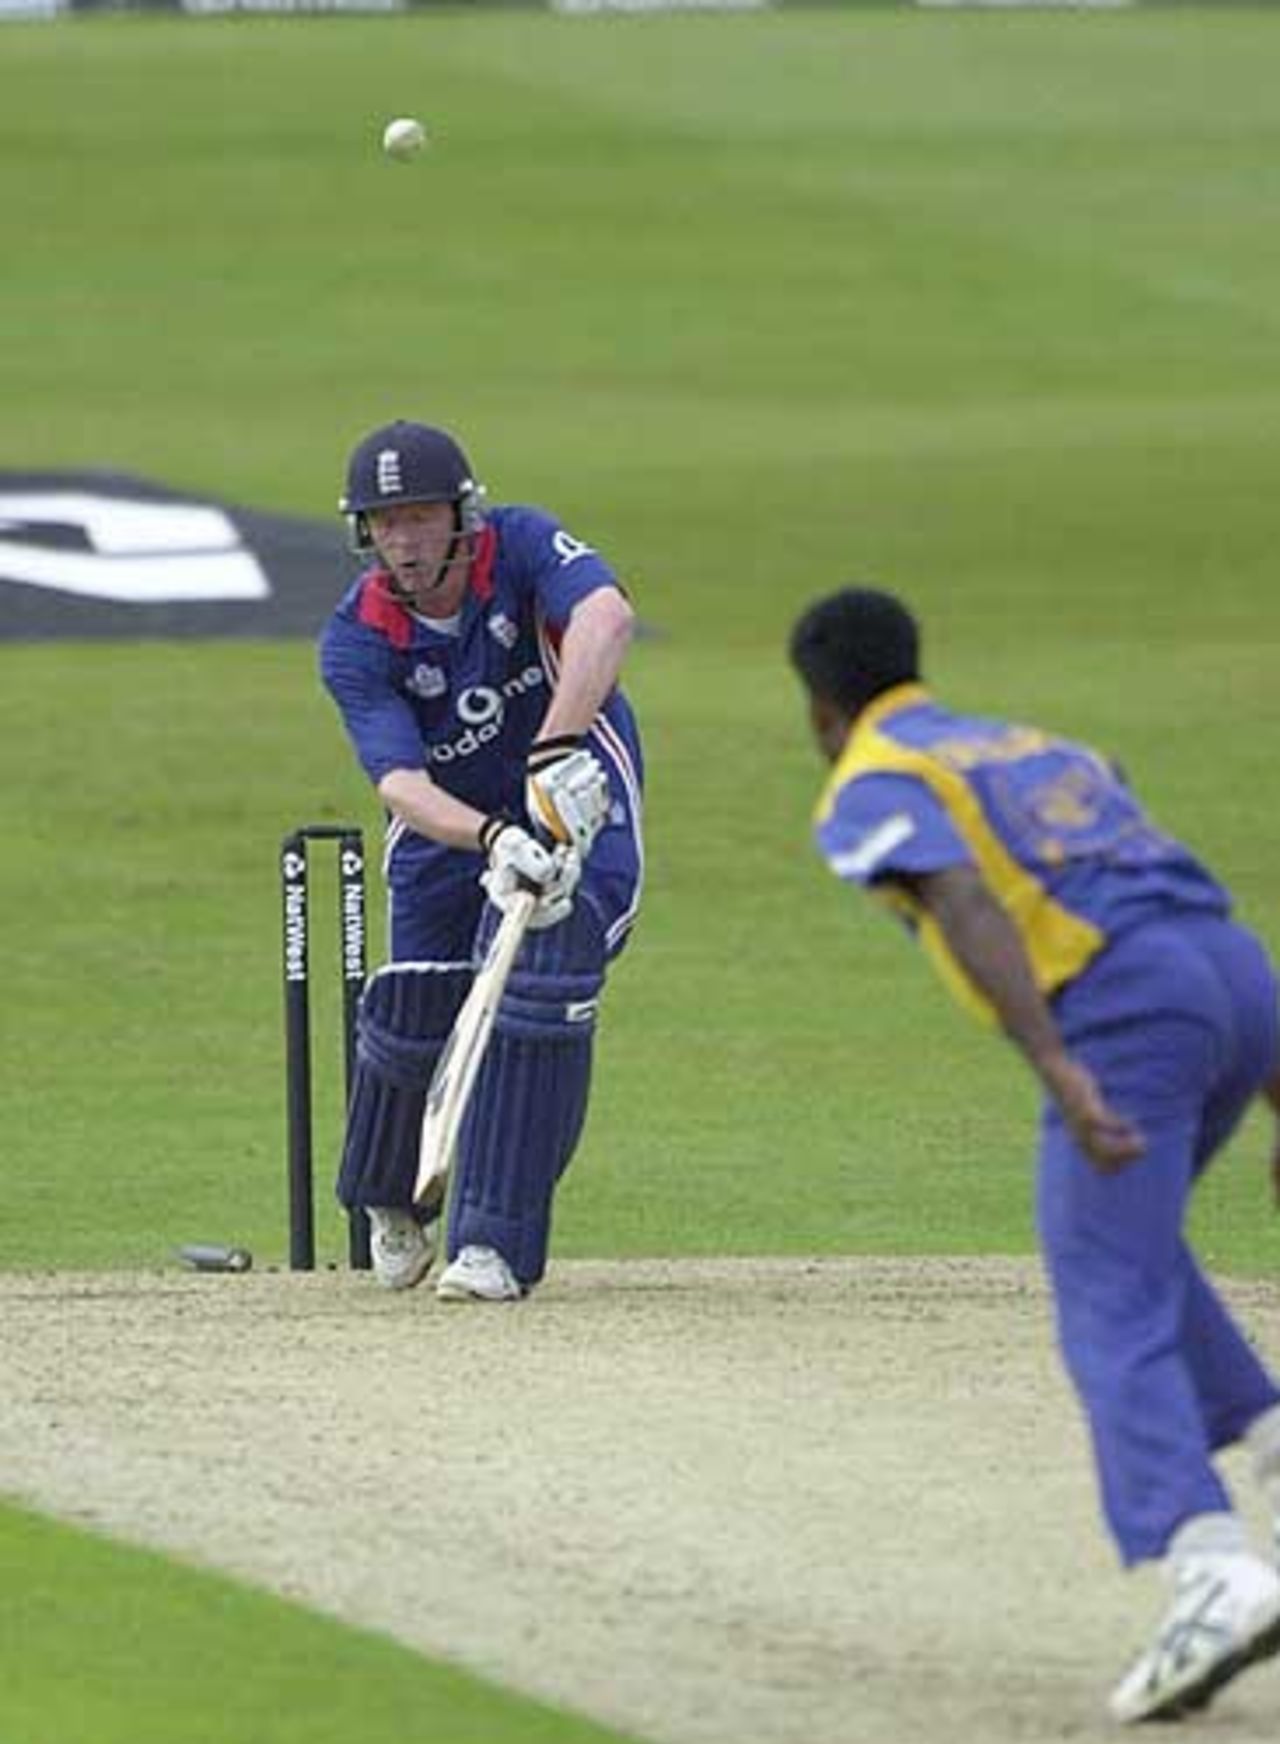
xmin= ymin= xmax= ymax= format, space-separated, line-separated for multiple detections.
xmin=435 ymin=1245 xmax=522 ymax=1303
xmin=1108 ymin=1550 xmax=1280 ymax=1723
xmin=368 ymin=1208 xmax=436 ymax=1292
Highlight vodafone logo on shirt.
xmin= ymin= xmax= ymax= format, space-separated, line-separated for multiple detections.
xmin=428 ymin=667 xmax=546 ymax=766
xmin=456 ymin=686 xmax=505 ymax=727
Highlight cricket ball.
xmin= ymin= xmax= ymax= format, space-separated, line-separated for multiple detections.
xmin=382 ymin=117 xmax=427 ymax=162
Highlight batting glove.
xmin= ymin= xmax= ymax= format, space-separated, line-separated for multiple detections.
xmin=479 ymin=816 xmax=580 ymax=931
xmin=525 ymin=737 xmax=611 ymax=857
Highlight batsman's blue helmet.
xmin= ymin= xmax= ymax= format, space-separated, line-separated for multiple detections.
xmin=339 ymin=420 xmax=487 ymax=552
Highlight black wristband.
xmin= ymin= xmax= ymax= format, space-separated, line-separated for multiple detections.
xmin=526 ymin=734 xmax=583 ymax=774
xmin=478 ymin=812 xmax=514 ymax=857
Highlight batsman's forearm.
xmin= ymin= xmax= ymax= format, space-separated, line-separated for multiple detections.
xmin=537 ymin=588 xmax=634 ymax=741
xmin=378 ymin=768 xmax=488 ymax=852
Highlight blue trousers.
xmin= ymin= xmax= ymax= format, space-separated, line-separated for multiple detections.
xmin=385 ymin=800 xmax=642 ymax=966
xmin=1038 ymin=915 xmax=1280 ymax=1565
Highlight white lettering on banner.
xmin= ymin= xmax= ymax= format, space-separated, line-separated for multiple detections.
xmin=183 ymin=0 xmax=402 ymax=11
xmin=0 ymin=492 xmax=270 ymax=604
xmin=918 ymin=1 xmax=1129 ymax=10
xmin=552 ymin=0 xmax=766 ymax=12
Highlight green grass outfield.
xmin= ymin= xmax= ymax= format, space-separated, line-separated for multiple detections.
xmin=2 ymin=7 xmax=1279 ymax=1739
xmin=0 ymin=1500 xmax=645 ymax=1744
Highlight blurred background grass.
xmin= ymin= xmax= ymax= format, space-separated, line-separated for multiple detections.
xmin=2 ymin=8 xmax=1278 ymax=1275
xmin=3 ymin=10 xmax=1278 ymax=1739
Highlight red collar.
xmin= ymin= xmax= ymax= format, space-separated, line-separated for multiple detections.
xmin=469 ymin=524 xmax=497 ymax=602
xmin=354 ymin=525 xmax=498 ymax=647
xmin=355 ymin=570 xmax=413 ymax=649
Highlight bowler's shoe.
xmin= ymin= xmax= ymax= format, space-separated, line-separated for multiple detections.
xmin=1109 ymin=1550 xmax=1280 ymax=1723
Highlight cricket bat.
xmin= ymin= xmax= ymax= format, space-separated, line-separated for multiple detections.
xmin=413 ymin=888 xmax=537 ymax=1209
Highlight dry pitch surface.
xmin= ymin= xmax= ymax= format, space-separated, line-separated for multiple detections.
xmin=2 ymin=1257 xmax=1279 ymax=1744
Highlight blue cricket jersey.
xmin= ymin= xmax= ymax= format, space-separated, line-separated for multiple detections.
xmin=813 ymin=684 xmax=1229 ymax=1022
xmin=320 ymin=504 xmax=644 ymax=897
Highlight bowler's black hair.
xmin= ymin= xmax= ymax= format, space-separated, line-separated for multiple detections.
xmin=788 ymin=587 xmax=921 ymax=716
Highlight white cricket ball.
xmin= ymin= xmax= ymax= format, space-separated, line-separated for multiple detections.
xmin=382 ymin=117 xmax=427 ymax=162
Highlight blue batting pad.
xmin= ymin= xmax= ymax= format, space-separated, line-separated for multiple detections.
xmin=337 ymin=962 xmax=470 ymax=1211
xmin=449 ymin=902 xmax=606 ymax=1285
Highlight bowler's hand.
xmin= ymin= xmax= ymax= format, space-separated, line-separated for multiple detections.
xmin=1039 ymin=1052 xmax=1146 ymax=1173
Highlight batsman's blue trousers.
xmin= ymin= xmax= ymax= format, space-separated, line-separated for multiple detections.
xmin=1037 ymin=915 xmax=1280 ymax=1565
xmin=385 ymin=795 xmax=642 ymax=966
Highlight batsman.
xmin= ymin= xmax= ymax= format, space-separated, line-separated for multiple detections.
xmin=319 ymin=420 xmax=644 ymax=1302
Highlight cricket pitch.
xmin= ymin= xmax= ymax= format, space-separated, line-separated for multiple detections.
xmin=2 ymin=1257 xmax=1278 ymax=1743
